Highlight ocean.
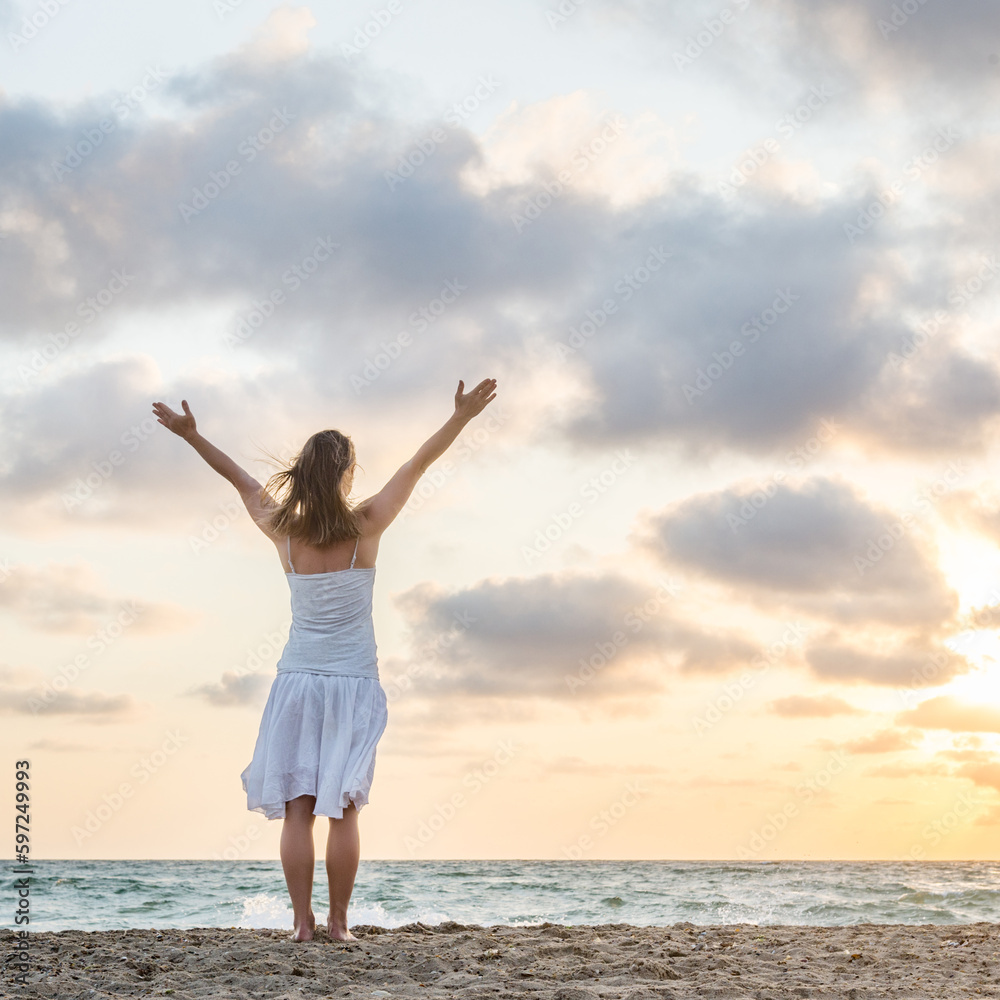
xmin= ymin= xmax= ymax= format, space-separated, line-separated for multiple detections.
xmin=9 ymin=860 xmax=1000 ymax=932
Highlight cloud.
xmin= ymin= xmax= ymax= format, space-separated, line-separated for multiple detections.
xmin=637 ymin=477 xmax=973 ymax=686
xmin=939 ymin=489 xmax=1000 ymax=546
xmin=767 ymin=694 xmax=865 ymax=717
xmin=843 ymin=727 xmax=921 ymax=753
xmin=242 ymin=5 xmax=317 ymax=63
xmin=641 ymin=476 xmax=957 ymax=629
xmin=188 ymin=670 xmax=270 ymax=707
xmin=598 ymin=0 xmax=1000 ymax=107
xmin=954 ymin=761 xmax=1000 ymax=794
xmin=974 ymin=805 xmax=1000 ymax=826
xmin=532 ymin=756 xmax=671 ymax=778
xmin=764 ymin=0 xmax=1000 ymax=104
xmin=0 ymin=670 xmax=143 ymax=721
xmin=0 ymin=560 xmax=197 ymax=633
xmin=938 ymin=748 xmax=996 ymax=764
xmin=897 ymin=696 xmax=1000 ymax=733
xmin=26 ymin=739 xmax=99 ymax=752
xmin=0 ymin=354 xmax=321 ymax=531
xmin=391 ymin=572 xmax=757 ymax=697
xmin=0 ymin=35 xmax=997 ymax=469
xmin=865 ymin=760 xmax=950 ymax=778
xmin=805 ymin=639 xmax=967 ymax=686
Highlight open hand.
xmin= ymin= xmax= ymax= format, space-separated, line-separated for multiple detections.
xmin=454 ymin=378 xmax=497 ymax=422
xmin=152 ymin=399 xmax=198 ymax=440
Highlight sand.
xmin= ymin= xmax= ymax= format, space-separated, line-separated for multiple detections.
xmin=3 ymin=921 xmax=998 ymax=998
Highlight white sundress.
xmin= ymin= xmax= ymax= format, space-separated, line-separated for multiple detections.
xmin=240 ymin=536 xmax=389 ymax=820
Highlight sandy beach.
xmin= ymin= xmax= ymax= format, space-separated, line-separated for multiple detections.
xmin=3 ymin=920 xmax=998 ymax=999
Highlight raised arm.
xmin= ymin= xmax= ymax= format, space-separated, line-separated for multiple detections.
xmin=360 ymin=378 xmax=497 ymax=534
xmin=152 ymin=399 xmax=279 ymax=536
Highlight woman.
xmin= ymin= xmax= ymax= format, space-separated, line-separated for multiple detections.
xmin=152 ymin=377 xmax=498 ymax=941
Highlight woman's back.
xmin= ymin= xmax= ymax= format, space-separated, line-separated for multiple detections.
xmin=286 ymin=532 xmax=374 ymax=574
xmin=279 ymin=535 xmax=379 ymax=678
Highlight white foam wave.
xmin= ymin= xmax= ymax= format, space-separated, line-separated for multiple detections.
xmin=237 ymin=892 xmax=292 ymax=928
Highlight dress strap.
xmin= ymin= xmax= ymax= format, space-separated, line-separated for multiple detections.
xmin=350 ymin=536 xmax=359 ymax=569
xmin=286 ymin=536 xmax=295 ymax=574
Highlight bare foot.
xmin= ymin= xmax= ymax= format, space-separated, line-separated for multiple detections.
xmin=327 ymin=914 xmax=355 ymax=941
xmin=291 ymin=911 xmax=316 ymax=942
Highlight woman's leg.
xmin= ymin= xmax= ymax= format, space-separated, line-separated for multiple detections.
xmin=325 ymin=802 xmax=360 ymax=940
xmin=280 ymin=794 xmax=317 ymax=941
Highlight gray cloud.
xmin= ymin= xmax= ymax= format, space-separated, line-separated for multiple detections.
xmin=641 ymin=476 xmax=957 ymax=629
xmin=0 ymin=560 xmax=196 ymax=633
xmin=392 ymin=572 xmax=757 ymax=697
xmin=765 ymin=0 xmax=1000 ymax=101
xmin=640 ymin=477 xmax=973 ymax=685
xmin=0 ymin=354 xmax=314 ymax=530
xmin=598 ymin=0 xmax=1000 ymax=105
xmin=188 ymin=670 xmax=270 ymax=707
xmin=805 ymin=639 xmax=968 ymax=686
xmin=0 ymin=37 xmax=997 ymax=466
xmin=0 ymin=680 xmax=141 ymax=720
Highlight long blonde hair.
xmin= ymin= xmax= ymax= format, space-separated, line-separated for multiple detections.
xmin=262 ymin=429 xmax=362 ymax=546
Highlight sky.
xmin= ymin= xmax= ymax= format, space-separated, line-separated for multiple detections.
xmin=3 ymin=0 xmax=1000 ymax=862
